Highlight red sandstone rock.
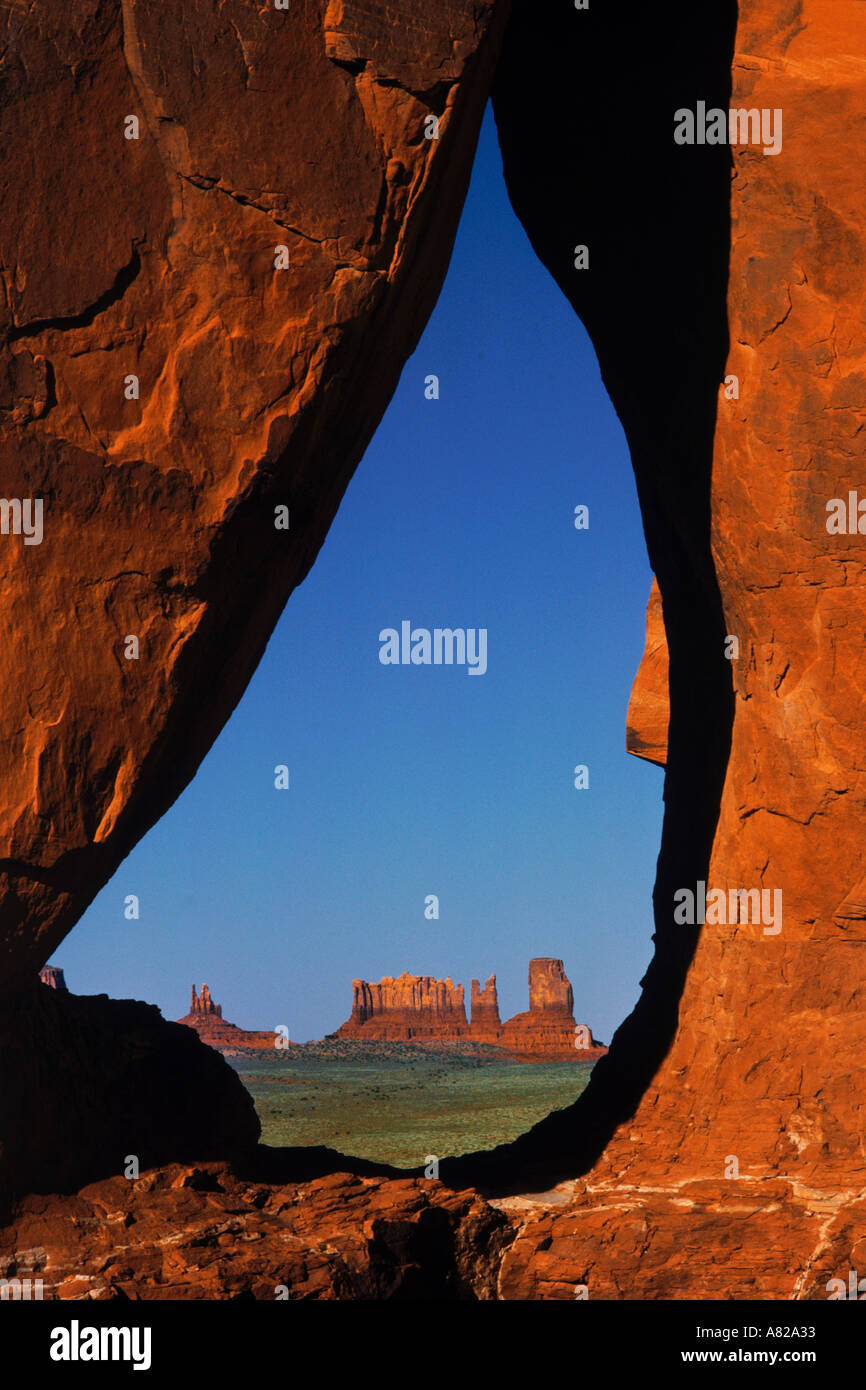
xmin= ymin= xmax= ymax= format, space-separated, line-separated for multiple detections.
xmin=6 ymin=1157 xmax=853 ymax=1301
xmin=495 ymin=1178 xmax=843 ymax=1300
xmin=529 ymin=958 xmax=572 ymax=1014
xmin=585 ymin=0 xmax=866 ymax=1201
xmin=336 ymin=959 xmax=606 ymax=1059
xmin=37 ymin=965 xmax=66 ymax=990
xmin=3 ymin=1157 xmax=859 ymax=1300
xmin=191 ymin=983 xmax=221 ymax=1020
xmin=626 ymin=577 xmax=669 ymax=767
xmin=499 ymin=960 xmax=579 ymax=1059
xmin=0 ymin=1161 xmax=514 ymax=1300
xmin=337 ymin=973 xmax=470 ymax=1041
xmin=4 ymin=0 xmax=865 ymax=1306
xmin=470 ymin=974 xmax=501 ymax=1029
xmin=0 ymin=0 xmax=508 ymax=987
xmin=177 ymin=983 xmax=276 ymax=1052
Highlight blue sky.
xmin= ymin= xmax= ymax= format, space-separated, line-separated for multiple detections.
xmin=58 ymin=105 xmax=663 ymax=1044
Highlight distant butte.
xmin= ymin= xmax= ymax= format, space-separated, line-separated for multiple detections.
xmin=38 ymin=965 xmax=66 ymax=991
xmin=177 ymin=984 xmax=276 ymax=1052
xmin=334 ymin=959 xmax=606 ymax=1060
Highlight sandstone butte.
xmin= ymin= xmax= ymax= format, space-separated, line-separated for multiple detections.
xmin=334 ymin=958 xmax=606 ymax=1059
xmin=1 ymin=0 xmax=865 ymax=1302
xmin=37 ymin=965 xmax=66 ymax=991
xmin=176 ymin=983 xmax=276 ymax=1051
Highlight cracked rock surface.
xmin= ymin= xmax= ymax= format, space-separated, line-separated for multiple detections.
xmin=0 ymin=1161 xmax=514 ymax=1300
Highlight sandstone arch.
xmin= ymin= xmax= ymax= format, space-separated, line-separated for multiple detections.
xmin=2 ymin=0 xmax=865 ymax=1301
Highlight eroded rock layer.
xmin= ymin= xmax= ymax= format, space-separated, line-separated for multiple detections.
xmin=3 ymin=1160 xmax=857 ymax=1300
xmin=494 ymin=1177 xmax=860 ymax=1300
xmin=0 ymin=988 xmax=259 ymax=1209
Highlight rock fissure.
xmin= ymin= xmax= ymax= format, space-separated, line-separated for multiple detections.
xmin=6 ymin=248 xmax=142 ymax=342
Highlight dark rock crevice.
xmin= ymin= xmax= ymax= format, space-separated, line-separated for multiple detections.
xmin=6 ymin=248 xmax=142 ymax=342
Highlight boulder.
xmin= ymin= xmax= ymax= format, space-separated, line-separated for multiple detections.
xmin=0 ymin=988 xmax=260 ymax=1211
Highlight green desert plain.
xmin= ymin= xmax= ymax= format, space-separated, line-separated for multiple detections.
xmin=227 ymin=1040 xmax=595 ymax=1167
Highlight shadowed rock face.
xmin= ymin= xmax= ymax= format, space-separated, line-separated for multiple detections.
xmin=0 ymin=0 xmax=508 ymax=987
xmin=0 ymin=988 xmax=260 ymax=1211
